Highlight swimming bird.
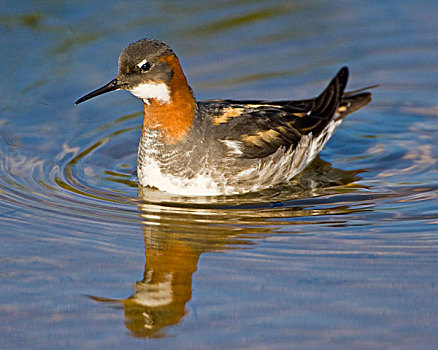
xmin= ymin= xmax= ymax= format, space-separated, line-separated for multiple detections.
xmin=75 ymin=38 xmax=373 ymax=195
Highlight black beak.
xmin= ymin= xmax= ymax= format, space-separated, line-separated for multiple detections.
xmin=75 ymin=78 xmax=125 ymax=105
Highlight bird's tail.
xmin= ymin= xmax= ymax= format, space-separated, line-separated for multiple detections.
xmin=337 ymin=84 xmax=377 ymax=119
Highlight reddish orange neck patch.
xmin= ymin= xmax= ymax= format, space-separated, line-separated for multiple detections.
xmin=142 ymin=55 xmax=196 ymax=144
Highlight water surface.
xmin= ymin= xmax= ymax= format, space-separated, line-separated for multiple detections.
xmin=1 ymin=1 xmax=437 ymax=349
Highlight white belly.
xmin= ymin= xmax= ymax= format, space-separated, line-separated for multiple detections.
xmin=137 ymin=120 xmax=343 ymax=196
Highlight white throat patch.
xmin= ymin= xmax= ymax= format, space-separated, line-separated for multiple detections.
xmin=130 ymin=82 xmax=170 ymax=104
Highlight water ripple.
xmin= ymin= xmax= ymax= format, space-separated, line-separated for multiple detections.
xmin=1 ymin=106 xmax=436 ymax=234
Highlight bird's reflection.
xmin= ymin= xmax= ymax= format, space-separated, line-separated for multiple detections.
xmin=92 ymin=227 xmax=201 ymax=337
xmin=89 ymin=157 xmax=366 ymax=337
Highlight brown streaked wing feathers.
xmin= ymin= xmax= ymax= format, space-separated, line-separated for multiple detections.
xmin=208 ymin=67 xmax=372 ymax=159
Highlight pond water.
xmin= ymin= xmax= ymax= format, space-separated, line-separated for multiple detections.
xmin=1 ymin=1 xmax=437 ymax=349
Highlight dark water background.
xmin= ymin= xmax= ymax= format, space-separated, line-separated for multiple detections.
xmin=1 ymin=1 xmax=437 ymax=349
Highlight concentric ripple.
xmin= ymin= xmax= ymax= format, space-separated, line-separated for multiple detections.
xmin=1 ymin=103 xmax=437 ymax=234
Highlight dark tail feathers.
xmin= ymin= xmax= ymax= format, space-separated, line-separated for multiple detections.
xmin=311 ymin=67 xmax=349 ymax=118
xmin=316 ymin=67 xmax=376 ymax=120
xmin=339 ymin=83 xmax=378 ymax=118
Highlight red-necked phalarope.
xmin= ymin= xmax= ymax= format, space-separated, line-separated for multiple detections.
xmin=75 ymin=38 xmax=373 ymax=195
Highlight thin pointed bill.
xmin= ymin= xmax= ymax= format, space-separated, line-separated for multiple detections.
xmin=75 ymin=78 xmax=126 ymax=105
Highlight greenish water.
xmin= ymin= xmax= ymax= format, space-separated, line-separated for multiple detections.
xmin=1 ymin=1 xmax=437 ymax=349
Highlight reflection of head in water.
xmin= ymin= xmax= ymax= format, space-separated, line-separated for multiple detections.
xmin=89 ymin=157 xmax=364 ymax=337
xmin=124 ymin=232 xmax=201 ymax=338
xmin=90 ymin=225 xmax=202 ymax=338
xmin=122 ymin=239 xmax=199 ymax=337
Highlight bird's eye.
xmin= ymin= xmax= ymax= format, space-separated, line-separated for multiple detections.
xmin=140 ymin=62 xmax=151 ymax=71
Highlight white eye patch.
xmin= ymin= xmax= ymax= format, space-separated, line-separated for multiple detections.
xmin=137 ymin=58 xmax=148 ymax=69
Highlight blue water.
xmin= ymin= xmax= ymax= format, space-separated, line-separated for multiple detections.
xmin=1 ymin=1 xmax=437 ymax=349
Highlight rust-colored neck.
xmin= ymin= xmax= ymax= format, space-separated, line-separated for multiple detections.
xmin=142 ymin=55 xmax=196 ymax=143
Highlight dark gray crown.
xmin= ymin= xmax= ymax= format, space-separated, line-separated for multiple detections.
xmin=119 ymin=39 xmax=174 ymax=66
